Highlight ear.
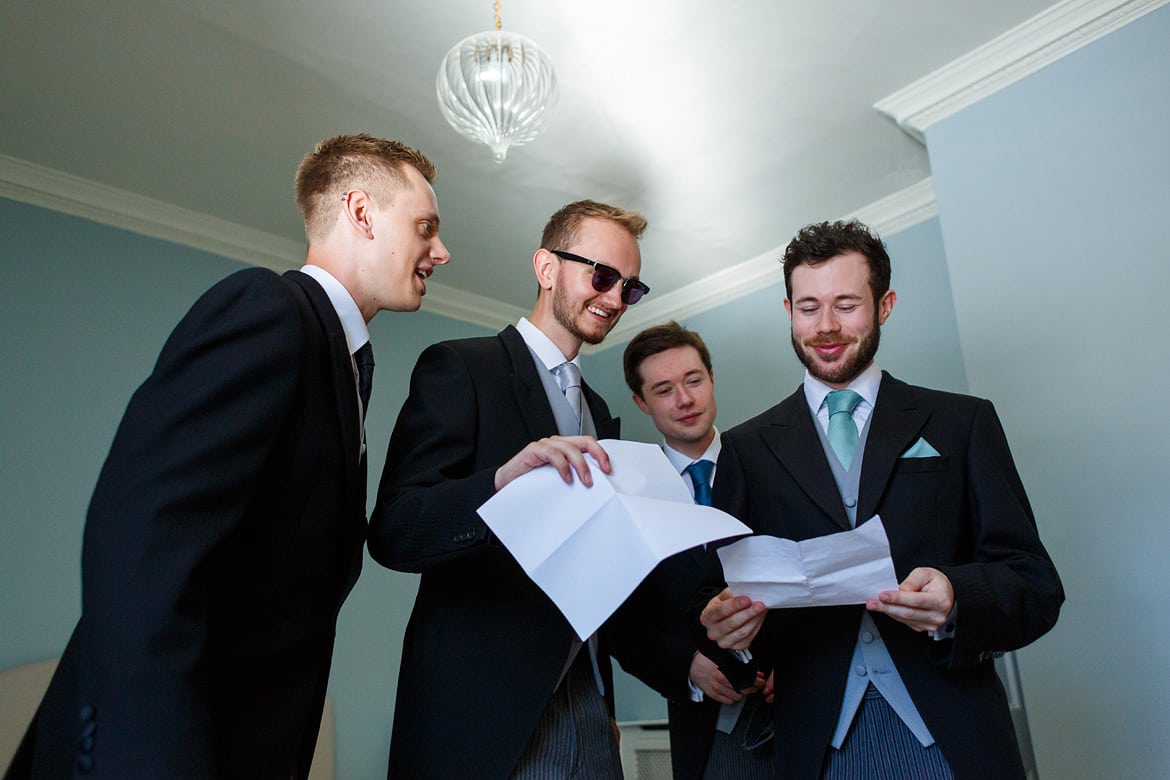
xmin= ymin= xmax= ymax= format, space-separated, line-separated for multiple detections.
xmin=632 ymin=392 xmax=650 ymax=414
xmin=783 ymin=298 xmax=794 ymax=321
xmin=533 ymin=248 xmax=557 ymax=293
xmin=877 ymin=289 xmax=896 ymax=325
xmin=341 ymin=190 xmax=375 ymax=239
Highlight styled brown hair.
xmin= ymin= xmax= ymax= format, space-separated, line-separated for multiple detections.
xmin=295 ymin=133 xmax=436 ymax=242
xmin=623 ymin=321 xmax=713 ymax=397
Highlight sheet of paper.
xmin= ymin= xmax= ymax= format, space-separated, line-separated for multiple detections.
xmin=477 ymin=439 xmax=750 ymax=639
xmin=716 ymin=516 xmax=899 ymax=608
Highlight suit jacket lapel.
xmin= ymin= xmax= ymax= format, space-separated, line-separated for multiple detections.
xmin=498 ymin=325 xmax=620 ymax=441
xmin=288 ymin=272 xmax=363 ymax=468
xmin=758 ymin=388 xmax=852 ymax=531
xmin=499 ymin=326 xmax=561 ymax=441
xmin=283 ymin=271 xmax=365 ymax=593
xmin=858 ymin=372 xmax=931 ymax=521
xmin=583 ymin=382 xmax=619 ymax=440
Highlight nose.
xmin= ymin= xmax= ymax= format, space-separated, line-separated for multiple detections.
xmin=677 ymin=385 xmax=695 ymax=407
xmin=815 ymin=307 xmax=839 ymax=334
xmin=432 ymin=237 xmax=451 ymax=266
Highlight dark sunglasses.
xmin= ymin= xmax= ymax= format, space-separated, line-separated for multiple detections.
xmin=551 ymin=250 xmax=650 ymax=305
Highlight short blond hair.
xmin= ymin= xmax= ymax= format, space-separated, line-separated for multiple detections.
xmin=295 ymin=133 xmax=436 ymax=242
xmin=540 ymin=199 xmax=648 ymax=251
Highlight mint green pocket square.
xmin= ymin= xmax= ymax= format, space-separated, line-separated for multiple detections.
xmin=901 ymin=437 xmax=941 ymax=458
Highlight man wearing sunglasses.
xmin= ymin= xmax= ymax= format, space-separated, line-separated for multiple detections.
xmin=369 ymin=200 xmax=650 ymax=779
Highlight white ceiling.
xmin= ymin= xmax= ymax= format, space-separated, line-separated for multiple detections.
xmin=1 ymin=0 xmax=1061 ymax=333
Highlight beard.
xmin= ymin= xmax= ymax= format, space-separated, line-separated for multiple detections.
xmin=791 ymin=315 xmax=881 ymax=386
xmin=552 ymin=282 xmax=616 ymax=346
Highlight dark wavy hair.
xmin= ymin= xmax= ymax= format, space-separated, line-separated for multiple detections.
xmin=781 ymin=220 xmax=890 ymax=304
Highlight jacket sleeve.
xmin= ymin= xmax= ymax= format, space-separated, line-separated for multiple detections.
xmin=77 ymin=269 xmax=305 ymax=776
xmin=935 ymin=399 xmax=1064 ymax=669
xmin=367 ymin=341 xmax=500 ymax=572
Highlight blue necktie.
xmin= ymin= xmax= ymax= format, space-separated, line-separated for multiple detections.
xmin=826 ymin=389 xmax=862 ymax=467
xmin=684 ymin=459 xmax=715 ymax=506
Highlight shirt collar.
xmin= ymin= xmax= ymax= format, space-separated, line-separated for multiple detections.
xmin=802 ymin=361 xmax=883 ymax=416
xmin=516 ymin=316 xmax=578 ymax=371
xmin=663 ymin=427 xmax=721 ymax=475
xmin=300 ymin=265 xmax=369 ymax=355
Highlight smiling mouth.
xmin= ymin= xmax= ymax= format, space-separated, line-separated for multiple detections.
xmin=587 ymin=305 xmax=612 ymax=320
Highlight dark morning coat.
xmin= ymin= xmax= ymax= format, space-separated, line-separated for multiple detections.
xmin=705 ymin=373 xmax=1064 ymax=780
xmin=10 ymin=269 xmax=367 ymax=779
xmin=368 ymin=325 xmax=621 ymax=780
xmin=609 ymin=543 xmax=724 ymax=780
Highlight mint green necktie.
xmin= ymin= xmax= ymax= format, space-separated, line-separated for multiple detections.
xmin=826 ymin=389 xmax=863 ymax=467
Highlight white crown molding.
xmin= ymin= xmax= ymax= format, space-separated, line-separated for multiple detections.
xmin=0 ymin=153 xmax=305 ymax=273
xmin=419 ymin=284 xmax=527 ymax=330
xmin=2 ymin=155 xmax=933 ymax=342
xmin=875 ymin=0 xmax=1169 ymax=142
xmin=0 ymin=153 xmax=523 ymax=332
xmin=586 ymin=177 xmax=938 ymax=354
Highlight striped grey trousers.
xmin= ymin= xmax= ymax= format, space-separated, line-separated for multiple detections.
xmin=509 ymin=652 xmax=622 ymax=779
xmin=821 ymin=686 xmax=954 ymax=780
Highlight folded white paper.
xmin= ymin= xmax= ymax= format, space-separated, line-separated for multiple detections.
xmin=717 ymin=516 xmax=899 ymax=608
xmin=477 ymin=439 xmax=751 ymax=639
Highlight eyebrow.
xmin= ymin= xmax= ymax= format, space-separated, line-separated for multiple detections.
xmin=648 ymin=370 xmax=703 ymax=390
xmin=794 ymin=292 xmax=863 ymax=305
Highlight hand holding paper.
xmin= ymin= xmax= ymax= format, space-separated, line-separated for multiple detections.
xmin=477 ymin=439 xmax=751 ymax=639
xmin=716 ymin=516 xmax=899 ymax=609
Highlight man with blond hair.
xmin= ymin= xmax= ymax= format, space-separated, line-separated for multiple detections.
xmin=12 ymin=134 xmax=449 ymax=778
xmin=370 ymin=199 xmax=651 ymax=779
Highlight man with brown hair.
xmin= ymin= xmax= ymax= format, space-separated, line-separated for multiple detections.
xmin=699 ymin=220 xmax=1063 ymax=779
xmin=11 ymin=134 xmax=449 ymax=778
xmin=369 ymin=199 xmax=650 ymax=779
xmin=613 ymin=322 xmax=774 ymax=780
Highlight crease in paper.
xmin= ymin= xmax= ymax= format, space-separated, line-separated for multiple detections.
xmin=717 ymin=516 xmax=899 ymax=609
xmin=478 ymin=439 xmax=751 ymax=639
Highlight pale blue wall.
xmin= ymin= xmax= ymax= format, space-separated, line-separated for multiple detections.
xmin=925 ymin=6 xmax=1170 ymax=778
xmin=587 ymin=214 xmax=968 ymax=720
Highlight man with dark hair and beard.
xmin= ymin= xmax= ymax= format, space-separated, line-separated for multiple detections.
xmin=697 ymin=220 xmax=1064 ymax=779
xmin=368 ymin=200 xmax=651 ymax=779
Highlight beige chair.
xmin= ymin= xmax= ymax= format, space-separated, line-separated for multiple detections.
xmin=0 ymin=658 xmax=334 ymax=779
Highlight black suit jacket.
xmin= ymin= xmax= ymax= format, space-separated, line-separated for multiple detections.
xmin=11 ymin=269 xmax=367 ymax=779
xmin=610 ymin=541 xmax=723 ymax=780
xmin=706 ymin=373 xmax=1064 ymax=780
xmin=368 ymin=325 xmax=621 ymax=780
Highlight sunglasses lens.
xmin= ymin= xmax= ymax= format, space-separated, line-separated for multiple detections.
xmin=623 ymin=282 xmax=649 ymax=305
xmin=591 ymin=265 xmax=622 ymax=293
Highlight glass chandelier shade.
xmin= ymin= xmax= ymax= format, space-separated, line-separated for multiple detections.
xmin=436 ymin=29 xmax=559 ymax=163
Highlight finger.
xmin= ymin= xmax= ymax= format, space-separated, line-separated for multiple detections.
xmin=557 ymin=445 xmax=593 ymax=487
xmin=578 ymin=437 xmax=611 ymax=473
xmin=701 ymin=592 xmax=758 ymax=626
xmin=538 ymin=444 xmax=577 ymax=484
xmin=899 ymin=567 xmax=934 ymax=592
xmin=866 ymin=600 xmax=945 ymax=632
xmin=712 ymin=610 xmax=765 ymax=650
xmin=874 ymin=588 xmax=948 ymax=612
